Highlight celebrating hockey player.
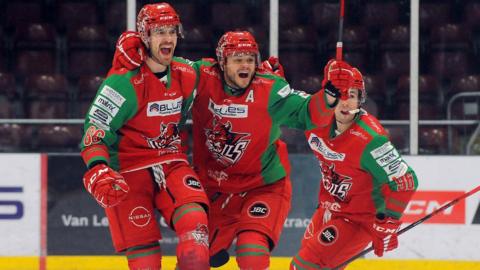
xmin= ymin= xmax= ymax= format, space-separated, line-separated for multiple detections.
xmin=80 ymin=3 xmax=209 ymax=270
xmin=191 ymin=31 xmax=344 ymax=270
xmin=290 ymin=64 xmax=419 ymax=270
xmin=110 ymin=27 xmax=352 ymax=268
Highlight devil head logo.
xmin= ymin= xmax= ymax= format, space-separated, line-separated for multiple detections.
xmin=320 ymin=162 xmax=352 ymax=201
xmin=144 ymin=122 xmax=181 ymax=152
xmin=205 ymin=117 xmax=250 ymax=166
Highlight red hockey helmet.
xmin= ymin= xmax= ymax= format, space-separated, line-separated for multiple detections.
xmin=215 ymin=31 xmax=260 ymax=68
xmin=136 ymin=3 xmax=183 ymax=46
xmin=351 ymin=67 xmax=366 ymax=103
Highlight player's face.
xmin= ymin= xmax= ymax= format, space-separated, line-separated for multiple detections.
xmin=335 ymin=88 xmax=360 ymax=125
xmin=148 ymin=25 xmax=178 ymax=67
xmin=223 ymin=53 xmax=256 ymax=89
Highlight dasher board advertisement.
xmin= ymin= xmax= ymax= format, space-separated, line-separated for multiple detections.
xmin=0 ymin=154 xmax=44 ymax=256
xmin=364 ymin=156 xmax=480 ymax=260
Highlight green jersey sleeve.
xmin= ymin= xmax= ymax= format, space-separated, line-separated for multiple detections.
xmin=80 ymin=71 xmax=139 ymax=167
xmin=361 ymin=135 xmax=418 ymax=218
xmin=265 ymin=74 xmax=316 ymax=130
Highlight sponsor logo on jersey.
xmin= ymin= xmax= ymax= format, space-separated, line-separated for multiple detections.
xmin=248 ymin=202 xmax=270 ymax=218
xmin=402 ymin=191 xmax=465 ymax=224
xmin=208 ymin=99 xmax=248 ymax=118
xmin=205 ymin=117 xmax=250 ymax=167
xmin=172 ymin=64 xmax=194 ymax=74
xmin=318 ymin=225 xmax=338 ymax=245
xmin=89 ymin=118 xmax=110 ymax=131
xmin=375 ymin=148 xmax=400 ymax=167
xmin=207 ymin=169 xmax=229 ymax=186
xmin=100 ymin=85 xmax=126 ymax=107
xmin=304 ymin=220 xmax=315 ymax=239
xmin=184 ymin=176 xmax=203 ymax=190
xmin=128 ymin=206 xmax=152 ymax=227
xmin=320 ymin=201 xmax=342 ymax=212
xmin=370 ymin=142 xmax=394 ymax=159
xmin=277 ymin=85 xmax=292 ymax=97
xmin=89 ymin=106 xmax=112 ymax=126
xmin=350 ymin=129 xmax=368 ymax=140
xmin=144 ymin=122 xmax=181 ymax=152
xmin=320 ymin=162 xmax=352 ymax=201
xmin=202 ymin=67 xmax=220 ymax=77
xmin=386 ymin=160 xmax=409 ymax=180
xmin=94 ymin=96 xmax=119 ymax=116
xmin=308 ymin=134 xmax=345 ymax=161
xmin=147 ymin=97 xmax=182 ymax=117
xmin=292 ymin=89 xmax=310 ymax=99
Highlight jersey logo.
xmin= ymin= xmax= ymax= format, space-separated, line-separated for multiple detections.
xmin=147 ymin=97 xmax=182 ymax=117
xmin=320 ymin=162 xmax=352 ymax=201
xmin=208 ymin=99 xmax=248 ymax=118
xmin=308 ymin=134 xmax=345 ymax=161
xmin=208 ymin=169 xmax=229 ymax=186
xmin=205 ymin=117 xmax=250 ymax=167
xmin=318 ymin=225 xmax=338 ymax=246
xmin=247 ymin=202 xmax=270 ymax=218
xmin=144 ymin=122 xmax=181 ymax=152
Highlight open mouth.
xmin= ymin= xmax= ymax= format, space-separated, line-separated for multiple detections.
xmin=238 ymin=71 xmax=249 ymax=79
xmin=160 ymin=48 xmax=172 ymax=55
xmin=340 ymin=110 xmax=350 ymax=115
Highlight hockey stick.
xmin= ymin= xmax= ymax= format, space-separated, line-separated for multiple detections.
xmin=336 ymin=0 xmax=345 ymax=60
xmin=332 ymin=184 xmax=480 ymax=270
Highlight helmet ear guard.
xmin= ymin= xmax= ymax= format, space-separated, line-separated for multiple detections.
xmin=351 ymin=67 xmax=366 ymax=104
xmin=136 ymin=3 xmax=183 ymax=47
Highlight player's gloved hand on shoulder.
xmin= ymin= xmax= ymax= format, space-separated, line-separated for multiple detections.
xmin=371 ymin=213 xmax=401 ymax=257
xmin=83 ymin=163 xmax=129 ymax=208
xmin=322 ymin=59 xmax=354 ymax=100
xmin=112 ymin=31 xmax=146 ymax=70
xmin=260 ymin=56 xmax=285 ymax=78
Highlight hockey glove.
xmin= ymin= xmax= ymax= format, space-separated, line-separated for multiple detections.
xmin=260 ymin=56 xmax=285 ymax=78
xmin=112 ymin=31 xmax=146 ymax=70
xmin=322 ymin=59 xmax=354 ymax=100
xmin=371 ymin=213 xmax=401 ymax=257
xmin=83 ymin=164 xmax=129 ymax=208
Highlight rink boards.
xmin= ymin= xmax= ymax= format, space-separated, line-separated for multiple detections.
xmin=1 ymin=154 xmax=480 ymax=269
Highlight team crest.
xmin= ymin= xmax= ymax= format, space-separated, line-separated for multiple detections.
xmin=144 ymin=122 xmax=181 ymax=152
xmin=205 ymin=117 xmax=250 ymax=166
xmin=320 ymin=162 xmax=352 ymax=201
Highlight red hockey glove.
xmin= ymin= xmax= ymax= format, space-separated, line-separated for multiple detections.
xmin=260 ymin=56 xmax=285 ymax=78
xmin=322 ymin=59 xmax=354 ymax=100
xmin=371 ymin=214 xmax=402 ymax=257
xmin=83 ymin=164 xmax=129 ymax=208
xmin=112 ymin=31 xmax=146 ymax=70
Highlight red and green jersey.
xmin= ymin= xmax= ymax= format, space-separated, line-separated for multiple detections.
xmin=191 ymin=60 xmax=335 ymax=193
xmin=305 ymin=111 xmax=418 ymax=221
xmin=80 ymin=57 xmax=197 ymax=173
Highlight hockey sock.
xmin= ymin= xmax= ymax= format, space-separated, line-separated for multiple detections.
xmin=125 ymin=242 xmax=162 ymax=270
xmin=172 ymin=203 xmax=209 ymax=270
xmin=235 ymin=231 xmax=270 ymax=270
xmin=290 ymin=247 xmax=334 ymax=270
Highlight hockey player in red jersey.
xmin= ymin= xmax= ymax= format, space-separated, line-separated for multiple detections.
xmin=80 ymin=3 xmax=209 ymax=269
xmin=290 ymin=64 xmax=419 ymax=270
xmin=191 ymin=32 xmax=346 ymax=270
xmin=110 ymin=28 xmax=352 ymax=269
